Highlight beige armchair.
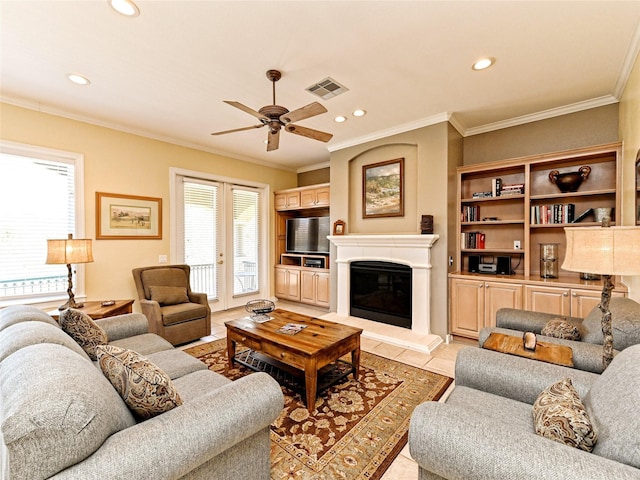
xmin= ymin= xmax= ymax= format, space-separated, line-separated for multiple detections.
xmin=132 ymin=264 xmax=211 ymax=345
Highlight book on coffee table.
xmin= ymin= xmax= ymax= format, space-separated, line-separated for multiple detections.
xmin=277 ymin=323 xmax=307 ymax=335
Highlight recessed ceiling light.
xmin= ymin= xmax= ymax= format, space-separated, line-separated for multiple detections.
xmin=472 ymin=57 xmax=495 ymax=71
xmin=109 ymin=0 xmax=140 ymax=17
xmin=353 ymin=109 xmax=367 ymax=117
xmin=67 ymin=73 xmax=91 ymax=85
xmin=334 ymin=115 xmax=347 ymax=123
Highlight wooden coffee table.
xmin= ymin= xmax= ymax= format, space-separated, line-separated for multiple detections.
xmin=225 ymin=309 xmax=362 ymax=409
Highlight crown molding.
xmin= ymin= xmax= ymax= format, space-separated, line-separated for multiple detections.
xmin=0 ymin=96 xmax=297 ymax=173
xmin=463 ymin=95 xmax=619 ymax=137
xmin=328 ymin=112 xmax=451 ymax=152
xmin=615 ymin=20 xmax=640 ymax=98
xmin=297 ymin=161 xmax=330 ymax=173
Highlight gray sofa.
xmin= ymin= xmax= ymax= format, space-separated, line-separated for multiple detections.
xmin=409 ymin=345 xmax=640 ymax=480
xmin=478 ymin=297 xmax=640 ymax=373
xmin=0 ymin=305 xmax=284 ymax=480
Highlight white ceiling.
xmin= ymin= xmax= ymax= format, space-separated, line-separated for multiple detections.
xmin=2 ymin=1 xmax=640 ymax=171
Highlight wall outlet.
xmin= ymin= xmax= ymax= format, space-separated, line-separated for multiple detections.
xmin=158 ymin=254 xmax=168 ymax=263
xmin=513 ymin=240 xmax=521 ymax=250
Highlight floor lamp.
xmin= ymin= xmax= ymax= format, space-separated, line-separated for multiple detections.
xmin=46 ymin=233 xmax=94 ymax=310
xmin=562 ymin=223 xmax=640 ymax=369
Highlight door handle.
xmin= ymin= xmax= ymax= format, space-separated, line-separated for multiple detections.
xmin=217 ymin=260 xmax=224 ymax=265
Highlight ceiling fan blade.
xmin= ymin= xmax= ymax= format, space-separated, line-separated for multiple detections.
xmin=211 ymin=124 xmax=264 ymax=136
xmin=280 ymin=102 xmax=327 ymax=124
xmin=285 ymin=124 xmax=333 ymax=143
xmin=267 ymin=129 xmax=280 ymax=151
xmin=223 ymin=101 xmax=268 ymax=121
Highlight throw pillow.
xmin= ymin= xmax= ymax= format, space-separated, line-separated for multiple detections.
xmin=97 ymin=345 xmax=183 ymax=420
xmin=149 ymin=285 xmax=189 ymax=306
xmin=532 ymin=378 xmax=597 ymax=452
xmin=59 ymin=308 xmax=108 ymax=360
xmin=541 ymin=318 xmax=581 ymax=341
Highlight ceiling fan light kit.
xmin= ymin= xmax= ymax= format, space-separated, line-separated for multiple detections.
xmin=211 ymin=69 xmax=333 ymax=152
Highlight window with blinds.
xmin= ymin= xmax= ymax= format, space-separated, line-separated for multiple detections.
xmin=232 ymin=187 xmax=260 ymax=295
xmin=0 ymin=147 xmax=78 ymax=301
xmin=183 ymin=180 xmax=220 ymax=298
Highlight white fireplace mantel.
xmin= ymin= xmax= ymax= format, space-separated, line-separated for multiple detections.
xmin=328 ymin=234 xmax=440 ymax=351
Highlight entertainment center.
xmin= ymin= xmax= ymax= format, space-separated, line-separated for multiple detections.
xmin=274 ymin=183 xmax=330 ymax=308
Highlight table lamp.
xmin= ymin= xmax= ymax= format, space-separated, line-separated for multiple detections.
xmin=46 ymin=233 xmax=94 ymax=310
xmin=562 ymin=222 xmax=640 ymax=369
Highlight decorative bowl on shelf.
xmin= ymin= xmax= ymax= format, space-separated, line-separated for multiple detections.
xmin=245 ymin=299 xmax=275 ymax=323
xmin=548 ymin=165 xmax=591 ymax=193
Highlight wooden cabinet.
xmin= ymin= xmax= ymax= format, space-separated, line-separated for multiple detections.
xmin=275 ymin=183 xmax=330 ymax=211
xmin=274 ymin=183 xmax=331 ymax=308
xmin=450 ymin=142 xmax=628 ymax=339
xmin=275 ymin=191 xmax=301 ymax=211
xmin=275 ymin=266 xmax=301 ymax=301
xmin=300 ymin=185 xmax=330 ymax=208
xmin=524 ymin=285 xmax=626 ymax=317
xmin=301 ymin=270 xmax=330 ymax=307
xmin=450 ymin=277 xmax=523 ymax=338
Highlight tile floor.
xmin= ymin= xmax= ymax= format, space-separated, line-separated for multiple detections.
xmin=181 ymin=300 xmax=474 ymax=480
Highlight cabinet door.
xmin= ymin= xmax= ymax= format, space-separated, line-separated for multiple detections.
xmin=285 ymin=269 xmax=301 ymax=300
xmin=570 ymin=288 xmax=626 ymax=318
xmin=484 ymin=282 xmax=523 ymax=328
xmin=524 ymin=285 xmax=570 ymax=316
xmin=314 ymin=187 xmax=330 ymax=207
xmin=274 ymin=193 xmax=288 ymax=211
xmin=300 ymin=270 xmax=316 ymax=304
xmin=275 ymin=267 xmax=289 ymax=297
xmin=300 ymin=189 xmax=317 ymax=208
xmin=275 ymin=267 xmax=301 ymax=301
xmin=450 ymin=278 xmax=484 ymax=338
xmin=315 ymin=271 xmax=330 ymax=307
xmin=285 ymin=191 xmax=301 ymax=209
xmin=274 ymin=191 xmax=301 ymax=210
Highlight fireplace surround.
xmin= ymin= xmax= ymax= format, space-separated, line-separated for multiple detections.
xmin=328 ymin=234 xmax=441 ymax=353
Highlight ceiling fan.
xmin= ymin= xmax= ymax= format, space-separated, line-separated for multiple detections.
xmin=211 ymin=69 xmax=333 ymax=151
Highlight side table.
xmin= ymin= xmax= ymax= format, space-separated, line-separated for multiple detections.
xmin=49 ymin=299 xmax=134 ymax=321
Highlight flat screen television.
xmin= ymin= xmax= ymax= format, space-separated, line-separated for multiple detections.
xmin=286 ymin=217 xmax=330 ymax=254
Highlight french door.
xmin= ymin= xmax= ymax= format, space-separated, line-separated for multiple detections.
xmin=174 ymin=173 xmax=266 ymax=312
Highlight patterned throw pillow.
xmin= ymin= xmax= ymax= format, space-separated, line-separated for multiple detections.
xmin=96 ymin=345 xmax=183 ymax=420
xmin=59 ymin=308 xmax=108 ymax=360
xmin=149 ymin=286 xmax=190 ymax=306
xmin=541 ymin=318 xmax=581 ymax=341
xmin=533 ymin=378 xmax=597 ymax=452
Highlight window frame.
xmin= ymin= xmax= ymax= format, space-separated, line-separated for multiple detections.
xmin=0 ymin=140 xmax=86 ymax=308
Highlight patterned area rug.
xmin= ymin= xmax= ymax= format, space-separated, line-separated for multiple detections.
xmin=184 ymin=339 xmax=453 ymax=480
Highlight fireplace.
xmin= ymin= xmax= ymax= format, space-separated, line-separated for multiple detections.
xmin=328 ymin=234 xmax=439 ymax=349
xmin=350 ymin=261 xmax=412 ymax=328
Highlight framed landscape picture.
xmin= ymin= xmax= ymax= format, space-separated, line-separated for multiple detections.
xmin=362 ymin=158 xmax=404 ymax=218
xmin=96 ymin=192 xmax=162 ymax=239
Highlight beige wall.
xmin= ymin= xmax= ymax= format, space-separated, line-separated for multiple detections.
xmin=298 ymin=167 xmax=330 ymax=186
xmin=330 ymin=122 xmax=463 ymax=338
xmin=0 ymin=102 xmax=297 ymax=308
xmin=463 ymin=104 xmax=619 ymax=165
xmin=619 ymin=51 xmax=640 ymax=300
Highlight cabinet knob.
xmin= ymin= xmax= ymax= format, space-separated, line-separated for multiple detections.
xmin=563 ymin=292 xmax=568 ymax=297
xmin=572 ymin=292 xmax=577 ymax=297
xmin=280 ymin=352 xmax=286 ymax=358
xmin=241 ymin=337 xmax=246 ymax=342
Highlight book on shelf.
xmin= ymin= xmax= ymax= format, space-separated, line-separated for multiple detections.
xmin=472 ymin=191 xmax=493 ymax=199
xmin=462 ymin=205 xmax=480 ymax=222
xmin=491 ymin=178 xmax=502 ymax=197
xmin=461 ymin=231 xmax=485 ymax=249
xmin=571 ymin=208 xmax=593 ymax=223
xmin=531 ymin=204 xmax=575 ymax=224
xmin=499 ymin=183 xmax=525 ymax=195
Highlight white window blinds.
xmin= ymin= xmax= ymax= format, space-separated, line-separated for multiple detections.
xmin=182 ymin=179 xmax=220 ymax=299
xmin=0 ymin=151 xmax=76 ymax=300
xmin=232 ymin=187 xmax=260 ymax=294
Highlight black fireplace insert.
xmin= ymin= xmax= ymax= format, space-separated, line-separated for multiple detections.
xmin=350 ymin=261 xmax=412 ymax=329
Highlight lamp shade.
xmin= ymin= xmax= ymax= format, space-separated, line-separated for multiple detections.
xmin=46 ymin=234 xmax=94 ymax=265
xmin=562 ymin=226 xmax=640 ymax=276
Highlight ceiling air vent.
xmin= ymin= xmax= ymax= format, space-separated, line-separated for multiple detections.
xmin=306 ymin=77 xmax=349 ymax=100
